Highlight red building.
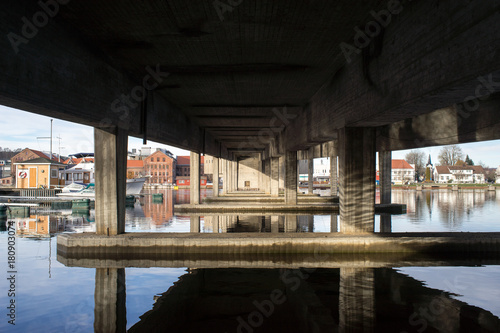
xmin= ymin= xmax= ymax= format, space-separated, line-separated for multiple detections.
xmin=175 ymin=155 xmax=205 ymax=177
xmin=176 ymin=176 xmax=208 ymax=188
xmin=144 ymin=150 xmax=176 ymax=184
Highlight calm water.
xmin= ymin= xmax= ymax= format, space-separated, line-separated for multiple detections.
xmin=1 ymin=189 xmax=500 ymax=332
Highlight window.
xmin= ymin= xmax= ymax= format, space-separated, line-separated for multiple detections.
xmin=166 ymin=165 xmax=169 ymax=169
xmin=51 ymin=169 xmax=57 ymax=178
xmin=151 ymin=158 xmax=153 ymax=162
xmin=157 ymin=157 xmax=160 ymax=162
xmin=163 ymin=158 xmax=165 ymax=162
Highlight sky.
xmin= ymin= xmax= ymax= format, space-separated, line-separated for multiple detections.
xmin=1 ymin=105 xmax=499 ymax=167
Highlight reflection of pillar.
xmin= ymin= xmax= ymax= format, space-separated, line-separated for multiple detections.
xmin=271 ymin=215 xmax=279 ymax=233
xmin=94 ymin=268 xmax=126 ymax=333
xmin=330 ymin=156 xmax=338 ymax=196
xmin=285 ymin=151 xmax=298 ymax=205
xmin=331 ymin=214 xmax=338 ymax=232
xmin=380 ymin=214 xmax=392 ymax=233
xmin=212 ymin=156 xmax=219 ymax=197
xmin=285 ymin=215 xmax=297 ymax=232
xmin=379 ymin=150 xmax=392 ymax=204
xmin=95 ymin=128 xmax=127 ymax=235
xmin=190 ymin=216 xmax=200 ymax=233
xmin=213 ymin=216 xmax=219 ymax=233
xmin=308 ymin=158 xmax=314 ymax=194
xmin=270 ymin=157 xmax=280 ymax=197
xmin=190 ymin=152 xmax=200 ymax=204
xmin=339 ymin=128 xmax=375 ymax=233
xmin=339 ymin=268 xmax=374 ymax=333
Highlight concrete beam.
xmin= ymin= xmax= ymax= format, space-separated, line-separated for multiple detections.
xmin=94 ymin=128 xmax=127 ymax=236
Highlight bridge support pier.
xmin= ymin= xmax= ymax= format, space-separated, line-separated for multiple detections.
xmin=339 ymin=127 xmax=376 ymax=233
xmin=270 ymin=157 xmax=280 ymax=197
xmin=190 ymin=152 xmax=200 ymax=204
xmin=95 ymin=128 xmax=127 ymax=236
xmin=339 ymin=268 xmax=374 ymax=332
xmin=212 ymin=156 xmax=219 ymax=197
xmin=308 ymin=157 xmax=314 ymax=194
xmin=94 ymin=268 xmax=126 ymax=333
xmin=379 ymin=150 xmax=392 ymax=204
xmin=330 ymin=156 xmax=338 ymax=195
xmin=263 ymin=159 xmax=271 ymax=194
xmin=285 ymin=151 xmax=298 ymax=205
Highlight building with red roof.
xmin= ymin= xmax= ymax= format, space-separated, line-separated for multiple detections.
xmin=391 ymin=159 xmax=415 ymax=184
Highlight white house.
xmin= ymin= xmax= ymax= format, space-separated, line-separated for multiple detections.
xmin=434 ymin=165 xmax=486 ymax=184
xmin=60 ymin=162 xmax=95 ymax=185
xmin=391 ymin=159 xmax=415 ymax=184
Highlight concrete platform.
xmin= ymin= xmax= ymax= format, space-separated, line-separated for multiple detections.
xmin=204 ymin=195 xmax=337 ymax=203
xmin=57 ymin=232 xmax=500 ymax=259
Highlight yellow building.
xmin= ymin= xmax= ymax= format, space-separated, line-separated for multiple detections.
xmin=14 ymin=157 xmax=66 ymax=189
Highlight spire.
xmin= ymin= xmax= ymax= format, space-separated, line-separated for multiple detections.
xmin=427 ymin=154 xmax=432 ymax=166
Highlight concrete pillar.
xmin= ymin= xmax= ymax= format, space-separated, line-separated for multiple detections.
xmin=331 ymin=214 xmax=338 ymax=232
xmin=94 ymin=128 xmax=127 ymax=236
xmin=379 ymin=150 xmax=392 ymax=204
xmin=190 ymin=152 xmax=200 ymax=204
xmin=213 ymin=216 xmax=219 ymax=233
xmin=330 ymin=156 xmax=338 ymax=196
xmin=285 ymin=215 xmax=297 ymax=232
xmin=285 ymin=151 xmax=298 ymax=205
xmin=231 ymin=159 xmax=237 ymax=192
xmin=263 ymin=159 xmax=271 ymax=194
xmin=212 ymin=156 xmax=219 ymax=197
xmin=271 ymin=215 xmax=279 ymax=233
xmin=339 ymin=128 xmax=376 ymax=233
xmin=190 ymin=215 xmax=200 ymax=233
xmin=279 ymin=156 xmax=285 ymax=191
xmin=308 ymin=215 xmax=314 ymax=232
xmin=270 ymin=157 xmax=280 ymax=197
xmin=339 ymin=268 xmax=374 ymax=333
xmin=94 ymin=268 xmax=126 ymax=333
xmin=222 ymin=158 xmax=228 ymax=195
xmin=308 ymin=158 xmax=314 ymax=195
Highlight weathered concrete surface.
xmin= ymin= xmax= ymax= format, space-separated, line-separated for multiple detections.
xmin=189 ymin=151 xmax=200 ymax=204
xmin=94 ymin=128 xmax=127 ymax=235
xmin=57 ymin=232 xmax=500 ymax=257
xmin=212 ymin=156 xmax=219 ymax=197
xmin=379 ymin=150 xmax=392 ymax=204
xmin=285 ymin=151 xmax=298 ymax=204
xmin=270 ymin=157 xmax=280 ymax=197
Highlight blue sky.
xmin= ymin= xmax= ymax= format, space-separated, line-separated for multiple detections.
xmin=1 ymin=105 xmax=499 ymax=167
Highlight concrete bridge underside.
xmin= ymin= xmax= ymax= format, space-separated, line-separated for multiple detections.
xmin=1 ymin=0 xmax=500 ymax=235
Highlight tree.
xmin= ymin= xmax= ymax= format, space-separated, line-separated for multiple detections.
xmin=405 ymin=150 xmax=426 ymax=180
xmin=455 ymin=159 xmax=466 ymax=166
xmin=438 ymin=145 xmax=464 ymax=166
xmin=465 ymin=155 xmax=474 ymax=165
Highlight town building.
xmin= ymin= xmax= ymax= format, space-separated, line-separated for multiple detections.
xmin=14 ymin=157 xmax=66 ymax=189
xmin=10 ymin=148 xmax=59 ymax=186
xmin=434 ymin=165 xmax=486 ymax=184
xmin=175 ymin=176 xmax=208 ymax=188
xmin=391 ymin=159 xmax=416 ymax=184
xmin=144 ymin=149 xmax=176 ymax=184
xmin=176 ymin=155 xmax=205 ymax=178
xmin=60 ymin=161 xmax=95 ymax=185
xmin=127 ymin=160 xmax=145 ymax=179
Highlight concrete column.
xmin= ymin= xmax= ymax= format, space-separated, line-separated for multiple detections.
xmin=222 ymin=158 xmax=228 ymax=195
xmin=379 ymin=150 xmax=392 ymax=204
xmin=231 ymin=159 xmax=237 ymax=192
xmin=339 ymin=268 xmax=374 ymax=333
xmin=270 ymin=157 xmax=280 ymax=197
xmin=263 ymin=159 xmax=271 ymax=194
xmin=190 ymin=215 xmax=200 ymax=232
xmin=308 ymin=215 xmax=314 ymax=232
xmin=285 ymin=215 xmax=297 ymax=232
xmin=330 ymin=156 xmax=338 ymax=196
xmin=331 ymin=214 xmax=338 ymax=232
xmin=380 ymin=214 xmax=392 ymax=233
xmin=279 ymin=156 xmax=285 ymax=191
xmin=190 ymin=152 xmax=200 ymax=204
xmin=213 ymin=216 xmax=219 ymax=233
xmin=339 ymin=127 xmax=376 ymax=233
xmin=94 ymin=268 xmax=126 ymax=333
xmin=285 ymin=151 xmax=298 ymax=205
xmin=308 ymin=158 xmax=314 ymax=195
xmin=94 ymin=128 xmax=127 ymax=236
xmin=271 ymin=215 xmax=279 ymax=233
xmin=212 ymin=156 xmax=219 ymax=197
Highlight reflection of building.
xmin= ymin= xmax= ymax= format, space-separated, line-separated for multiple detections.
xmin=434 ymin=166 xmax=486 ymax=183
xmin=141 ymin=191 xmax=174 ymax=225
xmin=14 ymin=157 xmax=66 ymax=189
xmin=16 ymin=215 xmax=56 ymax=237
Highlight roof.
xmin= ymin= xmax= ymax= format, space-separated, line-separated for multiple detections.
xmin=64 ymin=157 xmax=95 ymax=164
xmin=176 ymin=156 xmax=204 ymax=165
xmin=435 ymin=165 xmax=486 ymax=175
xmin=13 ymin=157 xmax=66 ymax=166
xmin=127 ymin=160 xmax=144 ymax=168
xmin=435 ymin=165 xmax=451 ymax=174
xmin=391 ymin=159 xmax=414 ymax=169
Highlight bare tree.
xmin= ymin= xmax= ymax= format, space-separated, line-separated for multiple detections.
xmin=438 ymin=145 xmax=464 ymax=166
xmin=404 ymin=150 xmax=426 ymax=178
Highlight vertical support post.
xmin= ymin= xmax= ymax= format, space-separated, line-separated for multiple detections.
xmin=284 ymin=215 xmax=297 ymax=232
xmin=279 ymin=156 xmax=284 ymax=191
xmin=285 ymin=151 xmax=298 ymax=205
xmin=212 ymin=156 xmax=219 ymax=197
xmin=190 ymin=152 xmax=200 ymax=204
xmin=380 ymin=214 xmax=392 ymax=233
xmin=94 ymin=128 xmax=127 ymax=236
xmin=338 ymin=127 xmax=376 ymax=233
xmin=271 ymin=215 xmax=279 ymax=233
xmin=330 ymin=214 xmax=338 ymax=232
xmin=213 ymin=216 xmax=219 ymax=233
xmin=94 ymin=268 xmax=126 ymax=333
xmin=379 ymin=150 xmax=392 ymax=204
xmin=190 ymin=216 xmax=200 ymax=233
xmin=270 ymin=157 xmax=279 ymax=197
xmin=308 ymin=158 xmax=314 ymax=195
xmin=330 ymin=156 xmax=338 ymax=196
xmin=222 ymin=158 xmax=228 ymax=195
xmin=262 ymin=159 xmax=271 ymax=194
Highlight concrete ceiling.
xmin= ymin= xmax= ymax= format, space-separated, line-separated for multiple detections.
xmin=56 ymin=0 xmax=383 ymax=150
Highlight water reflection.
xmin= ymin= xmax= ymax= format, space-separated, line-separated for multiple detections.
xmin=91 ymin=266 xmax=500 ymax=332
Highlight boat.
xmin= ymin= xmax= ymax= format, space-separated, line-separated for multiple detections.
xmin=57 ymin=178 xmax=147 ymax=199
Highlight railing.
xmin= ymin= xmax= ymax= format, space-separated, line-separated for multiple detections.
xmin=20 ymin=188 xmax=62 ymax=199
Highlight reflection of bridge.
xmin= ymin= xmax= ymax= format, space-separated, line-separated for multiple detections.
xmin=84 ymin=264 xmax=500 ymax=332
xmin=3 ymin=1 xmax=499 ymax=244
